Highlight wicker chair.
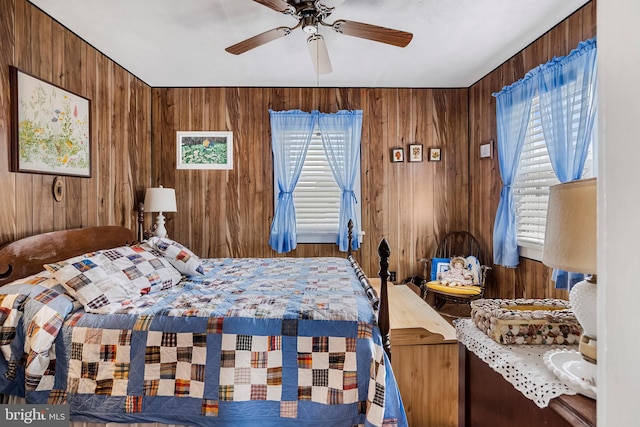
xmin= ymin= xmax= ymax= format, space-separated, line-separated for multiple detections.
xmin=419 ymin=231 xmax=492 ymax=311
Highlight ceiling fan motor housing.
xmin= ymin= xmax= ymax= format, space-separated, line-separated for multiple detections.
xmin=225 ymin=0 xmax=413 ymax=74
xmin=302 ymin=15 xmax=318 ymax=33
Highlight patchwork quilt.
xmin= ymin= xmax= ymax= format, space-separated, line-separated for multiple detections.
xmin=0 ymin=257 xmax=406 ymax=427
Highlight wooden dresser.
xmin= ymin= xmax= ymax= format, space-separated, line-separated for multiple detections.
xmin=458 ymin=330 xmax=596 ymax=427
xmin=371 ymin=282 xmax=458 ymax=427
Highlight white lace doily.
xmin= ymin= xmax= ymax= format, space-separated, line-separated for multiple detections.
xmin=455 ymin=318 xmax=577 ymax=408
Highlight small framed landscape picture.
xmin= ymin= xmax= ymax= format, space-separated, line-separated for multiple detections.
xmin=428 ymin=147 xmax=442 ymax=162
xmin=176 ymin=131 xmax=233 ymax=170
xmin=391 ymin=147 xmax=404 ymax=162
xmin=409 ymin=144 xmax=423 ymax=162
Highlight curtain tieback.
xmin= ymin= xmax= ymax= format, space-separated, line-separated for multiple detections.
xmin=278 ymin=191 xmax=293 ymax=201
xmin=500 ymin=185 xmax=513 ymax=198
xmin=343 ymin=189 xmax=358 ymax=204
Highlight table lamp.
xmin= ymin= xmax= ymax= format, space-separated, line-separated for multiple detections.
xmin=542 ymin=177 xmax=597 ymax=364
xmin=143 ymin=186 xmax=177 ymax=238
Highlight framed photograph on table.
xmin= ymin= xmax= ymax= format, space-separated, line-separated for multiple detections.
xmin=176 ymin=131 xmax=233 ymax=170
xmin=428 ymin=147 xmax=442 ymax=162
xmin=409 ymin=144 xmax=423 ymax=162
xmin=391 ymin=147 xmax=404 ymax=162
xmin=10 ymin=66 xmax=91 ymax=177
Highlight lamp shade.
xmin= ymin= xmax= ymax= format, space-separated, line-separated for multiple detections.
xmin=144 ymin=187 xmax=177 ymax=213
xmin=542 ymin=178 xmax=596 ymax=274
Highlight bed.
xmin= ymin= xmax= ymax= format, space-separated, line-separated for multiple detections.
xmin=0 ymin=223 xmax=403 ymax=427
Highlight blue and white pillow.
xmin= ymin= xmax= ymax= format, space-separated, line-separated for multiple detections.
xmin=430 ymin=258 xmax=451 ymax=281
xmin=146 ymin=237 xmax=205 ymax=277
xmin=465 ymin=255 xmax=482 ymax=285
xmin=44 ymin=245 xmax=182 ymax=313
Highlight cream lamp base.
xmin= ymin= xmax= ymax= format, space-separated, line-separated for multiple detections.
xmin=153 ymin=212 xmax=168 ymax=238
xmin=553 ymin=278 xmax=599 ymax=397
xmin=569 ymin=276 xmax=597 ymax=364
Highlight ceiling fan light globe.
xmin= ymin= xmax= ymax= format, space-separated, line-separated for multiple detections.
xmin=303 ymin=25 xmax=318 ymax=34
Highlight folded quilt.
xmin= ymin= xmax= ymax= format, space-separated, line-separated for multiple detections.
xmin=0 ymin=278 xmax=74 ymax=396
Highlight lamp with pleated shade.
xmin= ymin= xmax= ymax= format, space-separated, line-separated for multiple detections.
xmin=143 ymin=186 xmax=177 ymax=238
xmin=543 ymin=177 xmax=597 ymax=363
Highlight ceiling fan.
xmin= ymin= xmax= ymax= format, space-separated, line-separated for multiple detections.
xmin=225 ymin=0 xmax=413 ymax=75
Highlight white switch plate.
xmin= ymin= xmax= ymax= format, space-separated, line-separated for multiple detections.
xmin=480 ymin=141 xmax=493 ymax=159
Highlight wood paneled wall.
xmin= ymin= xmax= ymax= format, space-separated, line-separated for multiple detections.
xmin=151 ymin=88 xmax=469 ymax=278
xmin=2 ymin=0 xmax=595 ymax=302
xmin=0 ymin=0 xmax=151 ymax=246
xmin=468 ymin=1 xmax=596 ymax=300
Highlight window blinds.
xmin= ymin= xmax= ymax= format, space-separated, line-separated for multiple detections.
xmin=514 ymin=95 xmax=594 ymax=251
xmin=294 ymin=131 xmax=342 ymax=234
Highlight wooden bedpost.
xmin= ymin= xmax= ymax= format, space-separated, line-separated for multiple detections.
xmin=377 ymin=238 xmax=391 ymax=360
xmin=347 ymin=219 xmax=353 ymax=258
xmin=137 ymin=202 xmax=145 ymax=242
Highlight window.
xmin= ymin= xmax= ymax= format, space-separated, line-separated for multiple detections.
xmin=513 ymin=95 xmax=595 ymax=261
xmin=274 ymin=128 xmax=362 ymax=244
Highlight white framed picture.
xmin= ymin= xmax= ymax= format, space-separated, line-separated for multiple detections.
xmin=176 ymin=131 xmax=233 ymax=170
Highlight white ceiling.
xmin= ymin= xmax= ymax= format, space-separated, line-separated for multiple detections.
xmin=28 ymin=0 xmax=590 ymax=88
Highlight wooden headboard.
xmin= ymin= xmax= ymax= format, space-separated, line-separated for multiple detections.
xmin=0 ymin=226 xmax=134 ymax=286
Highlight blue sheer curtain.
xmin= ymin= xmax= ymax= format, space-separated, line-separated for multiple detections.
xmin=537 ymin=37 xmax=598 ymax=289
xmin=268 ymin=110 xmax=315 ymax=253
xmin=538 ymin=38 xmax=597 ymax=182
xmin=492 ymin=75 xmax=536 ymax=267
xmin=318 ymin=110 xmax=363 ymax=252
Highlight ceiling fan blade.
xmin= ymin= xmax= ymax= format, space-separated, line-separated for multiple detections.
xmin=253 ymin=0 xmax=294 ymax=14
xmin=307 ymin=35 xmax=332 ymax=75
xmin=225 ymin=27 xmax=292 ymax=55
xmin=331 ymin=20 xmax=413 ymax=48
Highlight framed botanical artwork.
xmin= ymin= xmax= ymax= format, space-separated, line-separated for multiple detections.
xmin=409 ymin=144 xmax=423 ymax=162
xmin=176 ymin=131 xmax=233 ymax=170
xmin=428 ymin=147 xmax=442 ymax=162
xmin=391 ymin=147 xmax=404 ymax=162
xmin=10 ymin=66 xmax=91 ymax=177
